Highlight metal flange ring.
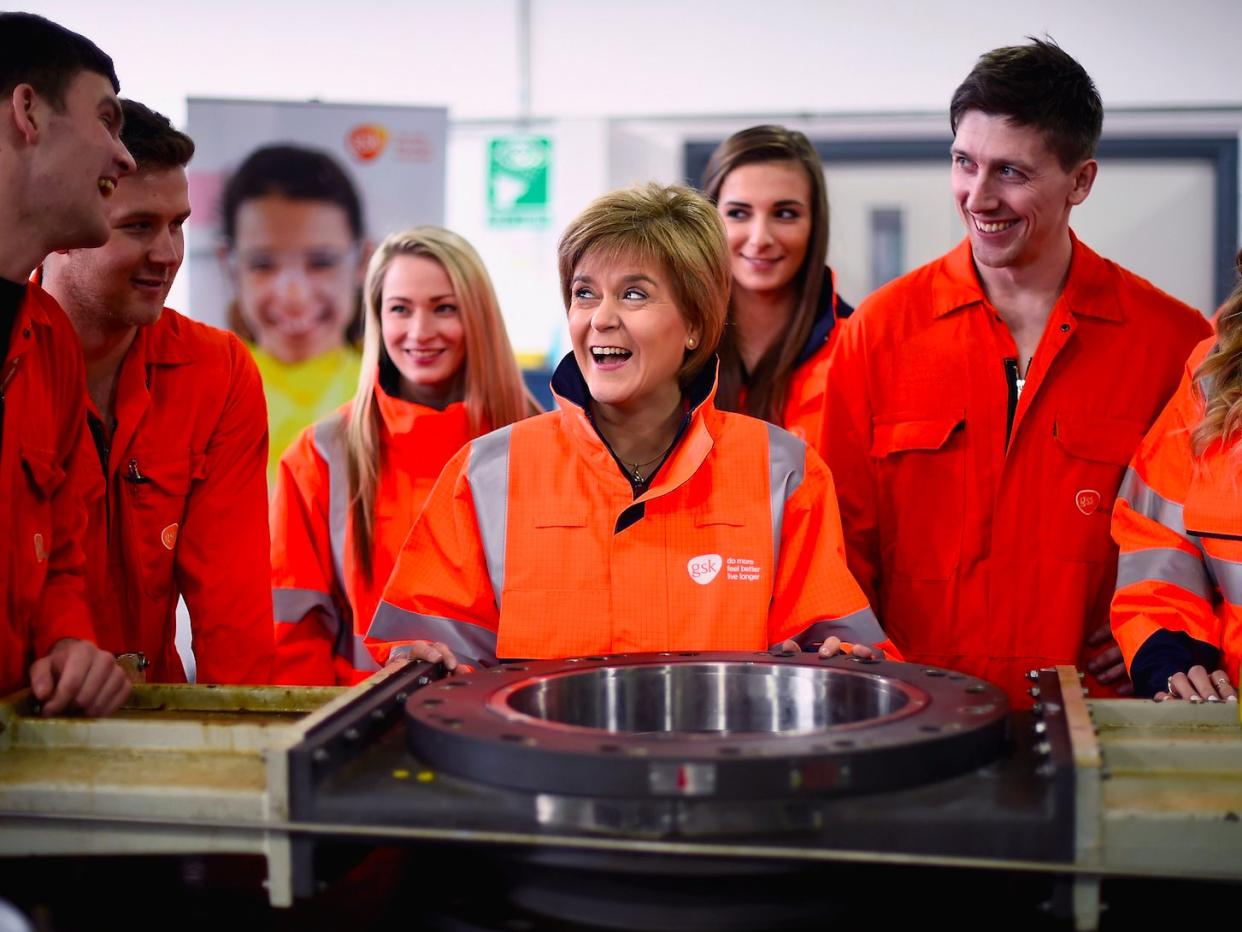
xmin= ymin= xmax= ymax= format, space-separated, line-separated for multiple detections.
xmin=405 ymin=652 xmax=1009 ymax=799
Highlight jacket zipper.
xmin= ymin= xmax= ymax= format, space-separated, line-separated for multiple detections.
xmin=1003 ymin=357 xmax=1019 ymax=447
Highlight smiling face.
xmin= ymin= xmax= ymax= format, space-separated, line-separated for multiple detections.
xmin=229 ymin=195 xmax=362 ymax=363
xmin=569 ymin=248 xmax=697 ymax=419
xmin=716 ymin=160 xmax=813 ymax=299
xmin=950 ymin=110 xmax=1096 ymax=273
xmin=36 ymin=69 xmax=136 ymax=251
xmin=379 ymin=253 xmax=466 ymax=408
xmin=48 ymin=165 xmax=190 ymax=331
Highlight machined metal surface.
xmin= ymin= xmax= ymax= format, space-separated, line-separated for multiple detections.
xmin=405 ymin=652 xmax=1011 ymax=798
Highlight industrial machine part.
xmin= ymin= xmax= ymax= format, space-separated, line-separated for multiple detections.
xmin=0 ymin=657 xmax=1238 ymax=930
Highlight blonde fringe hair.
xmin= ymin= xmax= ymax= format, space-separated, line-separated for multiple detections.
xmin=1193 ymin=265 xmax=1242 ymax=456
xmin=345 ymin=226 xmax=536 ymax=581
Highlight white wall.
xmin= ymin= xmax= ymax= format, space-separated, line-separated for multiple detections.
xmin=29 ymin=0 xmax=1242 ymax=126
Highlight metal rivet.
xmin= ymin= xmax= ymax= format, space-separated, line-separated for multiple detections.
xmin=395 ymin=692 xmax=409 ymax=704
xmin=1060 ymin=323 xmax=1070 ymax=332
xmin=416 ymin=676 xmax=430 ymax=687
xmin=371 ymin=708 xmax=386 ymax=721
xmin=1028 ymin=687 xmax=1040 ymax=698
xmin=344 ymin=728 xmax=360 ymax=741
xmin=312 ymin=748 xmax=330 ymax=764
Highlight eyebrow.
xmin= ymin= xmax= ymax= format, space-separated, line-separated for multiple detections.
xmin=951 ymin=147 xmax=1036 ymax=173
xmin=384 ymin=292 xmax=456 ymax=303
xmin=721 ymin=198 xmax=806 ymax=207
xmin=116 ymin=208 xmax=192 ymax=224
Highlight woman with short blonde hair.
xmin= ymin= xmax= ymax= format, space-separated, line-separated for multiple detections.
xmin=370 ymin=184 xmax=891 ymax=670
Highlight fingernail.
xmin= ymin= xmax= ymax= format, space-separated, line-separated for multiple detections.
xmin=1207 ymin=696 xmax=1220 ymax=702
xmin=1189 ymin=695 xmax=1202 ymax=703
xmin=1228 ymin=696 xmax=1238 ymax=703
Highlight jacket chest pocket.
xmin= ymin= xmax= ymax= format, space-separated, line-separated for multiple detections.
xmin=1048 ymin=414 xmax=1147 ymax=563
xmin=17 ymin=444 xmax=65 ymax=605
xmin=871 ymin=411 xmax=965 ymax=579
xmin=122 ymin=455 xmax=197 ymax=600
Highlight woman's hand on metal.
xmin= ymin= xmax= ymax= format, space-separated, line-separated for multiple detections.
xmin=1155 ymin=665 xmax=1237 ymax=702
xmin=387 ymin=640 xmax=469 ymax=674
xmin=816 ymin=636 xmax=885 ymax=661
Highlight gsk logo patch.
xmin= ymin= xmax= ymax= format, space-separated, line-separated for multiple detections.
xmin=161 ymin=523 xmax=179 ymax=550
xmin=1075 ymin=489 xmax=1102 ymax=516
xmin=347 ymin=124 xmax=388 ymax=162
xmin=33 ymin=533 xmax=47 ymax=563
xmin=687 ymin=553 xmax=722 ymax=585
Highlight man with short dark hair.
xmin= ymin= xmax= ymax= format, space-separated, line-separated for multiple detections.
xmin=0 ymin=13 xmax=135 ymax=713
xmin=823 ymin=39 xmax=1212 ymax=707
xmin=42 ymin=100 xmax=274 ymax=685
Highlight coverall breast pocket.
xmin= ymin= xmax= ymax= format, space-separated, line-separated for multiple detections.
xmin=125 ymin=456 xmax=194 ymax=600
xmin=18 ymin=445 xmax=64 ymax=599
xmin=871 ymin=412 xmax=966 ymax=579
xmin=1051 ymin=414 xmax=1147 ymax=563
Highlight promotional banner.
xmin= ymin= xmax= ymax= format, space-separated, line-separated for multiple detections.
xmin=185 ymin=98 xmax=448 ymax=480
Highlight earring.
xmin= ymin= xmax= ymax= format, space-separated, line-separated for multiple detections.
xmin=686 ymin=337 xmax=697 ymax=349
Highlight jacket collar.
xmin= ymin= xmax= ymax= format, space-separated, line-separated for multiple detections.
xmin=550 ymin=352 xmax=721 ymax=504
xmin=793 ymin=266 xmax=854 ymax=368
xmin=932 ymin=230 xmax=1124 ymax=323
xmin=374 ymin=371 xmax=472 ymax=441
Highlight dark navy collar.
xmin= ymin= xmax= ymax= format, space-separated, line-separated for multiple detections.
xmin=792 ymin=267 xmax=853 ymax=369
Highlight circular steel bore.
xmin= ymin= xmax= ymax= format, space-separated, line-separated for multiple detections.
xmin=405 ymin=652 xmax=1009 ymax=800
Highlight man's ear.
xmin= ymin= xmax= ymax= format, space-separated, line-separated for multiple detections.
xmin=1068 ymin=159 xmax=1098 ymax=207
xmin=9 ymin=84 xmax=42 ymax=145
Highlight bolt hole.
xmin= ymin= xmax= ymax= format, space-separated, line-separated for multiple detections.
xmin=678 ymin=651 xmax=699 ymax=657
xmin=584 ymin=656 xmax=606 ymax=661
xmin=500 ymin=733 xmax=532 ymax=745
xmin=443 ymin=680 xmax=470 ymax=688
xmin=924 ymin=668 xmax=946 ymax=677
xmin=965 ymin=684 xmax=986 ymax=694
xmin=421 ymin=698 xmax=444 ymax=707
xmin=919 ymin=724 xmax=942 ymax=733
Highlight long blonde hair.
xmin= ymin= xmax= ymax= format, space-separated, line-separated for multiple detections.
xmin=1193 ymin=261 xmax=1242 ymax=456
xmin=345 ymin=226 xmax=535 ymax=580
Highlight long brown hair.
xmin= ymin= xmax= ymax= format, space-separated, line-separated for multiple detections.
xmin=346 ymin=226 xmax=536 ymax=581
xmin=1193 ymin=253 xmax=1242 ymax=455
xmin=701 ymin=125 xmax=830 ymax=424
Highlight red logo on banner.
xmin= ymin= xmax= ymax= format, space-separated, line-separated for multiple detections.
xmin=1075 ymin=490 xmax=1102 ymax=516
xmin=347 ymin=124 xmax=388 ymax=162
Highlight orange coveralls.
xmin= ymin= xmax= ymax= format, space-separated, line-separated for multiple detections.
xmin=1 ymin=283 xmax=96 ymax=695
xmin=822 ymin=233 xmax=1210 ymax=707
xmin=776 ymin=268 xmax=854 ymax=450
xmin=1111 ymin=337 xmax=1242 ymax=695
xmin=271 ymin=385 xmax=476 ymax=684
xmin=80 ymin=308 xmax=272 ymax=684
xmin=369 ymin=356 xmax=885 ymax=666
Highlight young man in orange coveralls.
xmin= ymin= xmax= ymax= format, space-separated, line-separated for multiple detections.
xmin=0 ymin=13 xmax=135 ymax=714
xmin=822 ymin=39 xmax=1211 ymax=709
xmin=42 ymin=101 xmax=273 ymax=684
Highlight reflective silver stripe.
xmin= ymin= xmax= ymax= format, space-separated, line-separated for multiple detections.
xmin=1117 ymin=467 xmax=1218 ymax=588
xmin=272 ymin=587 xmax=340 ymax=634
xmin=346 ymin=633 xmax=381 ymax=672
xmin=765 ymin=423 xmax=806 ymax=571
xmin=1115 ymin=549 xmax=1212 ymax=602
xmin=467 ymin=426 xmax=513 ymax=609
xmin=1204 ymin=552 xmax=1242 ymax=607
xmin=312 ymin=412 xmax=350 ymax=598
xmin=1118 ymin=467 xmax=1187 ymax=537
xmin=781 ymin=607 xmax=886 ymax=651
xmin=367 ymin=600 xmax=499 ymax=666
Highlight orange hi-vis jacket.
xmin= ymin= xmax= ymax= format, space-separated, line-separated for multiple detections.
xmin=369 ymin=355 xmax=887 ymax=667
xmin=1 ymin=282 xmax=96 ymax=695
xmin=80 ymin=308 xmax=273 ymax=685
xmin=778 ymin=267 xmax=854 ymax=450
xmin=1111 ymin=337 xmax=1242 ymax=696
xmin=271 ymin=382 xmax=477 ymax=685
xmin=822 ymin=233 xmax=1210 ymax=708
